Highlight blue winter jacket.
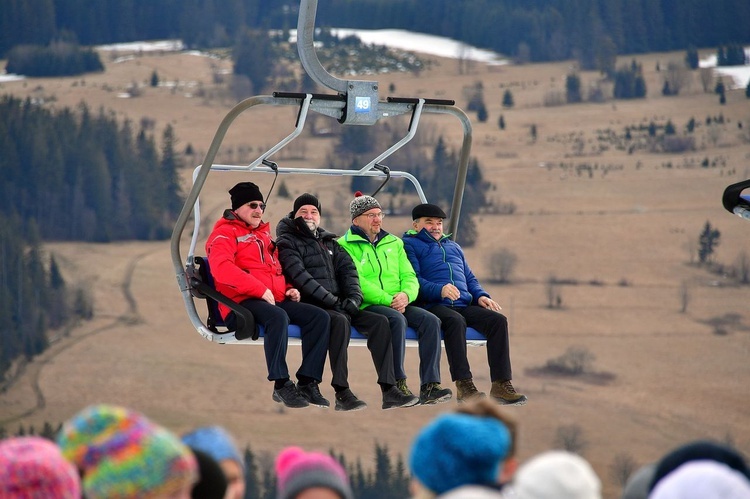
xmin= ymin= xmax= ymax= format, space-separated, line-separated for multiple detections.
xmin=402 ymin=228 xmax=490 ymax=309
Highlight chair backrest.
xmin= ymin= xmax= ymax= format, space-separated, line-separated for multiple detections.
xmin=193 ymin=257 xmax=225 ymax=332
xmin=191 ymin=257 xmax=259 ymax=341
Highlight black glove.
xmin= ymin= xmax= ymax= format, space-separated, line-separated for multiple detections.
xmin=341 ymin=298 xmax=360 ymax=316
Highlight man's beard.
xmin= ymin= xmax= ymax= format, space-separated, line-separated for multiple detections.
xmin=304 ymin=220 xmax=318 ymax=231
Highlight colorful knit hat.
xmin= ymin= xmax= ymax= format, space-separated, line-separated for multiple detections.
xmin=349 ymin=191 xmax=381 ymax=219
xmin=0 ymin=436 xmax=81 ymax=498
xmin=275 ymin=446 xmax=353 ymax=499
xmin=57 ymin=404 xmax=197 ymax=499
xmin=181 ymin=426 xmax=244 ymax=469
xmin=409 ymin=413 xmax=512 ymax=495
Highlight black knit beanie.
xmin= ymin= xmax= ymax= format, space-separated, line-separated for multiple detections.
xmin=293 ymin=193 xmax=322 ymax=215
xmin=229 ymin=182 xmax=263 ymax=210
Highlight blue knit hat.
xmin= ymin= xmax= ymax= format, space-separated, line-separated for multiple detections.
xmin=181 ymin=426 xmax=244 ymax=469
xmin=409 ymin=413 xmax=511 ymax=495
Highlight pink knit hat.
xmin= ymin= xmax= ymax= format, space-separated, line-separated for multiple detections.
xmin=0 ymin=436 xmax=81 ymax=498
xmin=275 ymin=446 xmax=353 ymax=499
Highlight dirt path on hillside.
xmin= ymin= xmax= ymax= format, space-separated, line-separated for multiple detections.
xmin=0 ymin=250 xmax=153 ymax=426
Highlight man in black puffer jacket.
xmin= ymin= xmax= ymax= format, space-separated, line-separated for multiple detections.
xmin=276 ymin=193 xmax=419 ymax=411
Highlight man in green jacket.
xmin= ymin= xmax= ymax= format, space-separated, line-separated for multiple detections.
xmin=338 ymin=192 xmax=452 ymax=405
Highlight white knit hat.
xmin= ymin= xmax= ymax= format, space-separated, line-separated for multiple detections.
xmin=512 ymin=450 xmax=601 ymax=499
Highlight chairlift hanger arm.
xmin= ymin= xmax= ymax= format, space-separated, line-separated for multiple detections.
xmin=722 ymin=179 xmax=750 ymax=221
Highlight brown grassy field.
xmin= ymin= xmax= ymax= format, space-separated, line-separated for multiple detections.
xmin=1 ymin=44 xmax=749 ymax=498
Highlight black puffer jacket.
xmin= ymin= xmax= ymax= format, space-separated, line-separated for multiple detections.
xmin=275 ymin=216 xmax=362 ymax=314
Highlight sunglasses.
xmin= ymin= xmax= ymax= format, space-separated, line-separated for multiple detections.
xmin=247 ymin=201 xmax=266 ymax=210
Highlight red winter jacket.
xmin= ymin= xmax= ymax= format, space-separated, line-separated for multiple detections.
xmin=205 ymin=210 xmax=289 ymax=319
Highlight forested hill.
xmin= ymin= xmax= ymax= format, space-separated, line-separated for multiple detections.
xmin=0 ymin=96 xmax=183 ymax=242
xmin=2 ymin=0 xmax=749 ymax=64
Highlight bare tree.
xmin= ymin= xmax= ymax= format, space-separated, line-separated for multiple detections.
xmin=684 ymin=236 xmax=697 ymax=264
xmin=554 ymin=424 xmax=587 ymax=454
xmin=734 ymin=250 xmax=750 ymax=284
xmin=679 ymin=280 xmax=690 ymax=313
xmin=706 ymin=123 xmax=723 ymax=147
xmin=546 ymin=275 xmax=563 ymax=309
xmin=610 ymin=453 xmax=638 ymax=488
xmin=488 ymin=248 xmax=518 ymax=283
xmin=700 ymin=67 xmax=714 ymax=93
xmin=545 ymin=346 xmax=595 ymax=375
xmin=664 ymin=61 xmax=690 ymax=95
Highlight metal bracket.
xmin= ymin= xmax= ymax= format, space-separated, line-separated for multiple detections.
xmin=297 ymin=0 xmax=379 ymax=125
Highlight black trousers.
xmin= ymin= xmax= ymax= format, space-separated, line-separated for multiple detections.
xmin=328 ymin=308 xmax=395 ymax=387
xmin=429 ymin=305 xmax=512 ymax=382
xmin=237 ymin=299 xmax=330 ymax=383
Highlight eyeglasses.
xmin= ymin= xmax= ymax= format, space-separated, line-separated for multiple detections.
xmin=363 ymin=212 xmax=385 ymax=220
xmin=247 ymin=202 xmax=266 ymax=210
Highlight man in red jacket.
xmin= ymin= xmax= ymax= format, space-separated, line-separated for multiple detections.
xmin=206 ymin=182 xmax=330 ymax=409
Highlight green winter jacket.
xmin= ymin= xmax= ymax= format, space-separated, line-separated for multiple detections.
xmin=338 ymin=226 xmax=420 ymax=309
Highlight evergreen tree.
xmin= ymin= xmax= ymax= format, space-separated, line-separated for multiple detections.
xmin=566 ymin=73 xmax=582 ymax=103
xmin=476 ymin=103 xmax=488 ymax=123
xmin=685 ymin=46 xmax=699 ymax=70
xmin=715 ymin=78 xmax=726 ymax=95
xmin=233 ymin=28 xmax=276 ymax=94
xmin=150 ymin=70 xmax=160 ymax=87
xmin=160 ymin=124 xmax=183 ymax=216
xmin=498 ymin=114 xmax=506 ymax=130
xmin=502 ymin=89 xmax=514 ymax=108
xmin=698 ymin=221 xmax=720 ymax=264
xmin=243 ymin=446 xmax=261 ymax=499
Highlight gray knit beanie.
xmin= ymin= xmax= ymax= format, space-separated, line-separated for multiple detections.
xmin=349 ymin=191 xmax=381 ymax=219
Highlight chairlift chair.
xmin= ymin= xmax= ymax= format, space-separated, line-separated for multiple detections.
xmin=170 ymin=0 xmax=486 ymax=346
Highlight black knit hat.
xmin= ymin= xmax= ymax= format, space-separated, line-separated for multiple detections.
xmin=293 ymin=193 xmax=322 ymax=215
xmin=229 ymin=182 xmax=264 ymax=210
xmin=412 ymin=203 xmax=447 ymax=220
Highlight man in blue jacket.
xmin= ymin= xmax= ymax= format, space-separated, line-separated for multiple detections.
xmin=403 ymin=203 xmax=527 ymax=405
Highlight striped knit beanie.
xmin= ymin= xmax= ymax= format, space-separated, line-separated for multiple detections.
xmin=57 ymin=404 xmax=197 ymax=499
xmin=0 ymin=436 xmax=81 ymax=498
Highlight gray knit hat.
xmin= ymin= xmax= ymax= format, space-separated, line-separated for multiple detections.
xmin=349 ymin=191 xmax=381 ymax=219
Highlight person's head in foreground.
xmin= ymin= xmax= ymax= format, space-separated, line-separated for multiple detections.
xmin=408 ymin=411 xmax=512 ymax=498
xmin=511 ymin=450 xmax=601 ymax=499
xmin=0 ymin=436 xmax=81 ymax=498
xmin=57 ymin=404 xmax=197 ymax=499
xmin=275 ymin=446 xmax=353 ymax=499
xmin=182 ymin=425 xmax=246 ymax=499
